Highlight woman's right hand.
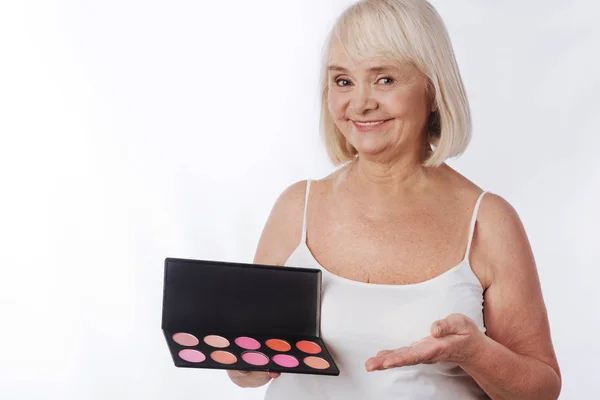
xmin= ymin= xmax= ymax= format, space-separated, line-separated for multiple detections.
xmin=226 ymin=369 xmax=280 ymax=388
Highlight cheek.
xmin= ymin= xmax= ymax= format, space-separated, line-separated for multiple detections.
xmin=387 ymin=91 xmax=429 ymax=119
xmin=327 ymin=90 xmax=347 ymax=118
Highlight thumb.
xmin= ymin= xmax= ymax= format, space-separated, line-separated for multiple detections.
xmin=431 ymin=318 xmax=455 ymax=338
xmin=431 ymin=314 xmax=467 ymax=337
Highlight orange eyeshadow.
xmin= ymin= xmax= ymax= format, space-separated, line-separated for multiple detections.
xmin=266 ymin=339 xmax=291 ymax=352
xmin=296 ymin=340 xmax=321 ymax=354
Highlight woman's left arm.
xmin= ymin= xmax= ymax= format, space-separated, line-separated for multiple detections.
xmin=366 ymin=194 xmax=562 ymax=399
xmin=460 ymin=194 xmax=562 ymax=399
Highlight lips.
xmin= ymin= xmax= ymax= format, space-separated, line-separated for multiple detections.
xmin=351 ymin=119 xmax=391 ymax=131
xmin=354 ymin=119 xmax=389 ymax=125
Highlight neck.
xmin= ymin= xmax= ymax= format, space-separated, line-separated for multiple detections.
xmin=350 ymin=158 xmax=426 ymax=196
xmin=347 ymin=143 xmax=434 ymax=197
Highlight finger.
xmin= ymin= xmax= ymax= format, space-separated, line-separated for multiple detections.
xmin=366 ymin=349 xmax=395 ymax=371
xmin=268 ymin=372 xmax=281 ymax=379
xmin=431 ymin=320 xmax=448 ymax=338
xmin=431 ymin=314 xmax=467 ymax=338
xmin=367 ymin=350 xmax=411 ymax=370
xmin=376 ymin=349 xmax=394 ymax=357
xmin=365 ymin=356 xmax=385 ymax=372
xmin=381 ymin=347 xmax=431 ymax=369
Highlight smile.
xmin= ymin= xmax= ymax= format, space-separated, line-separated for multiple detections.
xmin=352 ymin=119 xmax=391 ymax=131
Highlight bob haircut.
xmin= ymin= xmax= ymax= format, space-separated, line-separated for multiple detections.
xmin=319 ymin=0 xmax=471 ymax=168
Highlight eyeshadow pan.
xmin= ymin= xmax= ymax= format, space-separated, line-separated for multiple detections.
xmin=272 ymin=354 xmax=299 ymax=368
xmin=241 ymin=351 xmax=269 ymax=366
xmin=296 ymin=340 xmax=321 ymax=354
xmin=304 ymin=356 xmax=330 ymax=370
xmin=178 ymin=349 xmax=206 ymax=363
xmin=265 ymin=339 xmax=291 ymax=352
xmin=210 ymin=350 xmax=237 ymax=365
xmin=172 ymin=332 xmax=199 ymax=346
xmin=235 ymin=336 xmax=261 ymax=350
xmin=203 ymin=335 xmax=230 ymax=348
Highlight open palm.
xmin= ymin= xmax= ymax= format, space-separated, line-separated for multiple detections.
xmin=365 ymin=313 xmax=485 ymax=371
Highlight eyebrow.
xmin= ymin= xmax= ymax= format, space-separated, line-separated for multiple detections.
xmin=327 ymin=65 xmax=397 ymax=73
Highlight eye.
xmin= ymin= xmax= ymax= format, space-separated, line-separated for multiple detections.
xmin=378 ymin=77 xmax=395 ymax=85
xmin=334 ymin=78 xmax=351 ymax=87
xmin=333 ymin=77 xmax=394 ymax=87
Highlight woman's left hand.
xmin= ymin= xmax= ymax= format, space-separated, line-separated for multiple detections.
xmin=365 ymin=313 xmax=486 ymax=371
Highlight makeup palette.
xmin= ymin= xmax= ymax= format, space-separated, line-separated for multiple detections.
xmin=161 ymin=257 xmax=340 ymax=376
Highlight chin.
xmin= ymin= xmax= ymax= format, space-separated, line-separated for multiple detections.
xmin=347 ymin=134 xmax=388 ymax=155
xmin=351 ymin=142 xmax=388 ymax=157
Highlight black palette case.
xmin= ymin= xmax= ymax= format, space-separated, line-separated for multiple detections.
xmin=161 ymin=257 xmax=340 ymax=376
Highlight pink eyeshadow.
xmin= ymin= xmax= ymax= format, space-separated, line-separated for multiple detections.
xmin=235 ymin=336 xmax=261 ymax=350
xmin=172 ymin=332 xmax=199 ymax=346
xmin=272 ymin=354 xmax=299 ymax=368
xmin=179 ymin=349 xmax=206 ymax=363
xmin=241 ymin=351 xmax=269 ymax=366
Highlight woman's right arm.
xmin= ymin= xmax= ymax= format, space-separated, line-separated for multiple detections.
xmin=226 ymin=180 xmax=308 ymax=388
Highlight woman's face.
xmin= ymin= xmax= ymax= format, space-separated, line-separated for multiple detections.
xmin=327 ymin=40 xmax=432 ymax=161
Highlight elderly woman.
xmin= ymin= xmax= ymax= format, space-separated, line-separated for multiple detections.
xmin=227 ymin=0 xmax=561 ymax=398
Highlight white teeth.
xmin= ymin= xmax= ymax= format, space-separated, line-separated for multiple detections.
xmin=355 ymin=120 xmax=387 ymax=126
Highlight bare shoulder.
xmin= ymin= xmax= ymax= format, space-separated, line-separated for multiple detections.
xmin=439 ymin=166 xmax=524 ymax=287
xmin=475 ymin=192 xmax=532 ymax=282
xmin=253 ymin=180 xmax=308 ymax=266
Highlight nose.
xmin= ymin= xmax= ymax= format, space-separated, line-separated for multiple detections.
xmin=349 ymin=85 xmax=378 ymax=115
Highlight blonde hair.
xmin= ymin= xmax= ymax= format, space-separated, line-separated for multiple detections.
xmin=319 ymin=0 xmax=471 ymax=168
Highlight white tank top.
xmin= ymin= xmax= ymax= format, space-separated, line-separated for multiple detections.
xmin=264 ymin=180 xmax=490 ymax=399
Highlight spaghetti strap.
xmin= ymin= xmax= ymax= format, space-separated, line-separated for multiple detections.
xmin=301 ymin=180 xmax=312 ymax=242
xmin=464 ymin=191 xmax=488 ymax=261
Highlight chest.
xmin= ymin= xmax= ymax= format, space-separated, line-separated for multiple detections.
xmin=307 ymin=203 xmax=470 ymax=285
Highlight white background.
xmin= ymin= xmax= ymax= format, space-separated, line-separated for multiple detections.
xmin=0 ymin=0 xmax=598 ymax=399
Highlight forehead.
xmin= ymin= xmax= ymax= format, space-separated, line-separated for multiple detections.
xmin=327 ymin=38 xmax=411 ymax=74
